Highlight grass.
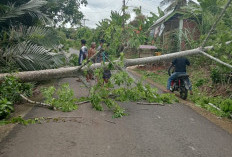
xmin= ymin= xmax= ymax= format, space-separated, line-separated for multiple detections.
xmin=135 ymin=68 xmax=169 ymax=86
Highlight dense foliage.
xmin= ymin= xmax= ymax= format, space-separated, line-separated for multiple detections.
xmin=0 ymin=0 xmax=90 ymax=72
xmin=0 ymin=0 xmax=87 ymax=27
xmin=0 ymin=76 xmax=33 ymax=119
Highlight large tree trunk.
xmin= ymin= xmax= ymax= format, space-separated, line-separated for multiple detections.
xmin=0 ymin=45 xmax=231 ymax=82
xmin=125 ymin=48 xmax=200 ymax=67
xmin=0 ymin=48 xmax=200 ymax=82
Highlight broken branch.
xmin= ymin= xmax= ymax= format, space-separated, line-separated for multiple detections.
xmin=137 ymin=102 xmax=165 ymax=106
xmin=20 ymin=94 xmax=51 ymax=107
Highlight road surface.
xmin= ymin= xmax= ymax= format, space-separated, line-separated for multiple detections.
xmin=0 ymin=77 xmax=232 ymax=157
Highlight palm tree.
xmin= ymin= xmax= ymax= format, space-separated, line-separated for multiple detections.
xmin=1 ymin=26 xmax=64 ymax=71
xmin=0 ymin=0 xmax=50 ymax=25
xmin=0 ymin=0 xmax=64 ymax=72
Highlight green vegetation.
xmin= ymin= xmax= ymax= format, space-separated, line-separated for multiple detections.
xmin=136 ymin=63 xmax=232 ymax=118
xmin=41 ymin=84 xmax=78 ymax=112
xmin=0 ymin=98 xmax=13 ymax=120
xmin=137 ymin=69 xmax=169 ymax=86
xmin=0 ymin=116 xmax=41 ymax=126
xmin=86 ymin=55 xmax=178 ymax=118
xmin=39 ymin=55 xmax=178 ymax=119
xmin=0 ymin=76 xmax=33 ymax=120
xmin=0 ymin=1 xmax=67 ymax=71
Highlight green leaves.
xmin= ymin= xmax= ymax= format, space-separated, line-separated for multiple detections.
xmin=41 ymin=84 xmax=78 ymax=112
xmin=40 ymin=0 xmax=87 ymax=26
xmin=0 ymin=98 xmax=13 ymax=119
xmin=88 ymin=60 xmax=177 ymax=118
xmin=0 ymin=116 xmax=41 ymax=126
xmin=3 ymin=41 xmax=65 ymax=71
xmin=0 ymin=76 xmax=33 ymax=103
xmin=0 ymin=0 xmax=48 ymax=23
xmin=0 ymin=76 xmax=33 ymax=119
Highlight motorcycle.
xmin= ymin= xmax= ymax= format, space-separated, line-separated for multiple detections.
xmin=168 ymin=65 xmax=190 ymax=100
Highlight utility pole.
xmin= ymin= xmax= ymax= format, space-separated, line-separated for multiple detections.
xmin=82 ymin=19 xmax=89 ymax=27
xmin=122 ymin=0 xmax=125 ymax=28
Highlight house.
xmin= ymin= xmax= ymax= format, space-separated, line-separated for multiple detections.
xmin=138 ymin=45 xmax=158 ymax=58
xmin=150 ymin=10 xmax=200 ymax=53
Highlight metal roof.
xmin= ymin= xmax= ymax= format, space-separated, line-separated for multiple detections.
xmin=149 ymin=10 xmax=185 ymax=30
xmin=139 ymin=45 xmax=157 ymax=50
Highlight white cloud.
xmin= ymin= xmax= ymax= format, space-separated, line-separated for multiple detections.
xmin=80 ymin=0 xmax=198 ymax=28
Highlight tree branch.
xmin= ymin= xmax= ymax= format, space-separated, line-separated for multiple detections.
xmin=76 ymin=100 xmax=90 ymax=105
xmin=200 ymin=0 xmax=232 ymax=48
xmin=200 ymin=51 xmax=232 ymax=69
xmin=20 ymin=94 xmax=51 ymax=107
xmin=137 ymin=102 xmax=165 ymax=106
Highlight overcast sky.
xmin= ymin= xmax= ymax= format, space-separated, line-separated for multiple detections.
xmin=80 ymin=0 xmax=163 ymax=28
xmin=80 ymin=0 xmax=199 ymax=28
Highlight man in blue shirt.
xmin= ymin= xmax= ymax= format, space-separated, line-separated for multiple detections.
xmin=167 ymin=57 xmax=193 ymax=95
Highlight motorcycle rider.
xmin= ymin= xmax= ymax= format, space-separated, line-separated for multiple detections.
xmin=166 ymin=57 xmax=193 ymax=95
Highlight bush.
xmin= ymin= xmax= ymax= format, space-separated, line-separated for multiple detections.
xmin=210 ymin=67 xmax=231 ymax=84
xmin=0 ymin=76 xmax=33 ymax=119
xmin=220 ymin=99 xmax=232 ymax=112
xmin=210 ymin=68 xmax=222 ymax=83
xmin=0 ymin=98 xmax=14 ymax=120
xmin=0 ymin=76 xmax=22 ymax=103
xmin=0 ymin=76 xmax=33 ymax=103
xmin=69 ymin=54 xmax=79 ymax=66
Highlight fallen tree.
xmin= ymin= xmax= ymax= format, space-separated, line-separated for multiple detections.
xmin=0 ymin=0 xmax=231 ymax=82
xmin=0 ymin=44 xmax=231 ymax=82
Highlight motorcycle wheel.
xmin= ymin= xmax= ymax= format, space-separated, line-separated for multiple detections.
xmin=180 ymin=87 xmax=188 ymax=100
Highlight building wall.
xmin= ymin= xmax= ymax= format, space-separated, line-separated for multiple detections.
xmin=181 ymin=19 xmax=200 ymax=50
xmin=162 ymin=15 xmax=182 ymax=53
xmin=153 ymin=14 xmax=201 ymax=53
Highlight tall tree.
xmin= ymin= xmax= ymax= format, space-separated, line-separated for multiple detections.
xmin=41 ymin=0 xmax=88 ymax=26
xmin=0 ymin=0 xmax=88 ymax=26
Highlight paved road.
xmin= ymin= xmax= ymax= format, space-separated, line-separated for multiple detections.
xmin=0 ymin=77 xmax=232 ymax=157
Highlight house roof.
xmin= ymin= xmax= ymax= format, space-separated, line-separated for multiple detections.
xmin=139 ymin=45 xmax=157 ymax=50
xmin=149 ymin=10 xmax=185 ymax=29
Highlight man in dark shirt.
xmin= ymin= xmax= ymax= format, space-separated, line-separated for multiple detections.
xmin=167 ymin=57 xmax=193 ymax=95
